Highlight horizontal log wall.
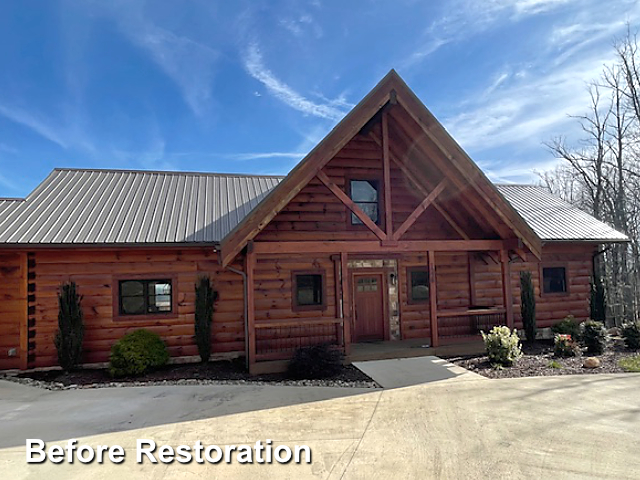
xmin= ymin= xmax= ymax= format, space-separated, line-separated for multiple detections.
xmin=0 ymin=252 xmax=26 ymax=369
xmin=29 ymin=248 xmax=244 ymax=368
xmin=253 ymin=254 xmax=337 ymax=322
xmin=473 ymin=244 xmax=596 ymax=329
xmin=398 ymin=254 xmax=431 ymax=340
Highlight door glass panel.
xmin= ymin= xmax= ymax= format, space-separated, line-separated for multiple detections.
xmin=356 ymin=277 xmax=378 ymax=292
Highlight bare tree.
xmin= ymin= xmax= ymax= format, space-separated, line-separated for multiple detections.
xmin=542 ymin=28 xmax=640 ymax=324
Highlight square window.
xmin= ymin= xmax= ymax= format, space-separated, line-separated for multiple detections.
xmin=542 ymin=267 xmax=567 ymax=294
xmin=409 ymin=269 xmax=429 ymax=303
xmin=349 ymin=180 xmax=379 ymax=225
xmin=293 ymin=272 xmax=325 ymax=310
xmin=119 ymin=279 xmax=172 ymax=315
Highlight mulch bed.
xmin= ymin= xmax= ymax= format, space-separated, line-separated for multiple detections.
xmin=448 ymin=340 xmax=639 ymax=379
xmin=7 ymin=357 xmax=378 ymax=390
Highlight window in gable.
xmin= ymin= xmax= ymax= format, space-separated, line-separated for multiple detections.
xmin=349 ymin=179 xmax=380 ymax=225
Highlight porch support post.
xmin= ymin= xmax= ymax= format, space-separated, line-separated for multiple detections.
xmin=428 ymin=250 xmax=439 ymax=347
xmin=246 ymin=243 xmax=256 ymax=368
xmin=500 ymin=249 xmax=514 ymax=328
xmin=341 ymin=252 xmax=351 ymax=355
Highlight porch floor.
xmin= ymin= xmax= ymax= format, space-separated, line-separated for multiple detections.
xmin=347 ymin=336 xmax=486 ymax=363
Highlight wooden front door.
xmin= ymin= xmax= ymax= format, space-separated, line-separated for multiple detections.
xmin=353 ymin=273 xmax=385 ymax=341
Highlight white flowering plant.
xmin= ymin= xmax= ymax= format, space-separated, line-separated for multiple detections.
xmin=481 ymin=326 xmax=523 ymax=367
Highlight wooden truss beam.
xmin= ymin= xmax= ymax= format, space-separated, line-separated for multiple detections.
xmin=316 ymin=169 xmax=387 ymax=241
xmin=382 ymin=111 xmax=393 ymax=236
xmin=368 ymin=131 xmax=470 ymax=240
xmin=253 ymin=239 xmax=520 ymax=255
xmin=392 ymin=179 xmax=447 ymax=241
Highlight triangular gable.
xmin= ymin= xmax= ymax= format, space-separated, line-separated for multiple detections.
xmin=219 ymin=70 xmax=542 ymax=266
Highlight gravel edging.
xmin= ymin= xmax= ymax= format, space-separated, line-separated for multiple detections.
xmin=0 ymin=374 xmax=379 ymax=391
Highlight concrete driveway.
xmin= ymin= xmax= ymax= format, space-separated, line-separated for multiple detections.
xmin=1 ymin=372 xmax=639 ymax=479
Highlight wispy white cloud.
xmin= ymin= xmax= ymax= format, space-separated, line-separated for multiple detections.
xmin=243 ymin=43 xmax=346 ymax=120
xmin=0 ymin=104 xmax=69 ymax=148
xmin=224 ymin=152 xmax=306 ymax=161
xmin=403 ymin=0 xmax=579 ymax=66
xmin=279 ymin=13 xmax=323 ymax=39
xmin=132 ymin=27 xmax=219 ymax=116
xmin=432 ymin=0 xmax=640 ymax=177
xmin=94 ymin=2 xmax=220 ymax=117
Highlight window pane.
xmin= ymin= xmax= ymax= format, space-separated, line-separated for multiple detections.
xmin=121 ymin=296 xmax=145 ymax=315
xmin=296 ymin=274 xmax=323 ymax=306
xmin=121 ymin=280 xmax=144 ymax=296
xmin=543 ymin=267 xmax=566 ymax=293
xmin=119 ymin=279 xmax=172 ymax=315
xmin=147 ymin=281 xmax=172 ymax=313
xmin=411 ymin=270 xmax=429 ymax=301
xmin=351 ymin=203 xmax=378 ymax=224
xmin=350 ymin=180 xmax=378 ymax=202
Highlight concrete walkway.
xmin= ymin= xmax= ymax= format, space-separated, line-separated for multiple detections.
xmin=353 ymin=356 xmax=485 ymax=388
xmin=1 ymin=373 xmax=640 ymax=479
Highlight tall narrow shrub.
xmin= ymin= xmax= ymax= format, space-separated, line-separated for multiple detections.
xmin=194 ymin=276 xmax=218 ymax=362
xmin=520 ymin=270 xmax=536 ymax=342
xmin=590 ymin=276 xmax=607 ymax=324
xmin=54 ymin=281 xmax=84 ymax=371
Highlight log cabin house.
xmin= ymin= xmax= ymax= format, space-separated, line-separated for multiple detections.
xmin=0 ymin=70 xmax=628 ymax=373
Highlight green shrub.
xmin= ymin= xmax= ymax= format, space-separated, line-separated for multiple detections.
xmin=554 ymin=334 xmax=578 ymax=358
xmin=590 ymin=277 xmax=607 ymax=323
xmin=109 ymin=329 xmax=169 ymax=377
xmin=287 ymin=344 xmax=344 ymax=379
xmin=520 ymin=270 xmax=536 ymax=342
xmin=481 ymin=326 xmax=523 ymax=367
xmin=548 ymin=360 xmax=563 ymax=369
xmin=551 ymin=316 xmax=581 ymax=340
xmin=580 ymin=320 xmax=608 ymax=355
xmin=54 ymin=281 xmax=84 ymax=372
xmin=621 ymin=322 xmax=640 ymax=350
xmin=194 ymin=276 xmax=218 ymax=363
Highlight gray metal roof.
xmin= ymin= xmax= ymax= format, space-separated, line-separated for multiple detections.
xmin=0 ymin=169 xmax=283 ymax=245
xmin=496 ymin=184 xmax=628 ymax=242
xmin=0 ymin=169 xmax=628 ymax=245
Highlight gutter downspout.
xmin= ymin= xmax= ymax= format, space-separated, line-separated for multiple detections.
xmin=223 ymin=260 xmax=250 ymax=370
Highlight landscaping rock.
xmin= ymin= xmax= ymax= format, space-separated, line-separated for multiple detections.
xmin=608 ymin=327 xmax=621 ymax=336
xmin=583 ymin=357 xmax=601 ymax=369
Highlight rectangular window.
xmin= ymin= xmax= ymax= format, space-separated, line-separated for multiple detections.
xmin=292 ymin=272 xmax=325 ymax=311
xmin=542 ymin=267 xmax=567 ymax=294
xmin=408 ymin=268 xmax=430 ymax=303
xmin=119 ymin=279 xmax=172 ymax=316
xmin=350 ymin=179 xmax=379 ymax=225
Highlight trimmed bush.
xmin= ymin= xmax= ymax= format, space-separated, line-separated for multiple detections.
xmin=551 ymin=316 xmax=581 ymax=340
xmin=554 ymin=334 xmax=578 ymax=358
xmin=621 ymin=322 xmax=640 ymax=350
xmin=287 ymin=344 xmax=344 ymax=379
xmin=481 ymin=326 xmax=523 ymax=367
xmin=520 ymin=270 xmax=536 ymax=342
xmin=580 ymin=320 xmax=607 ymax=355
xmin=54 ymin=281 xmax=84 ymax=372
xmin=109 ymin=329 xmax=169 ymax=377
xmin=194 ymin=276 xmax=218 ymax=363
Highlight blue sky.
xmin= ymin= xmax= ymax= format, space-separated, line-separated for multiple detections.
xmin=1 ymin=0 xmax=639 ymax=197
